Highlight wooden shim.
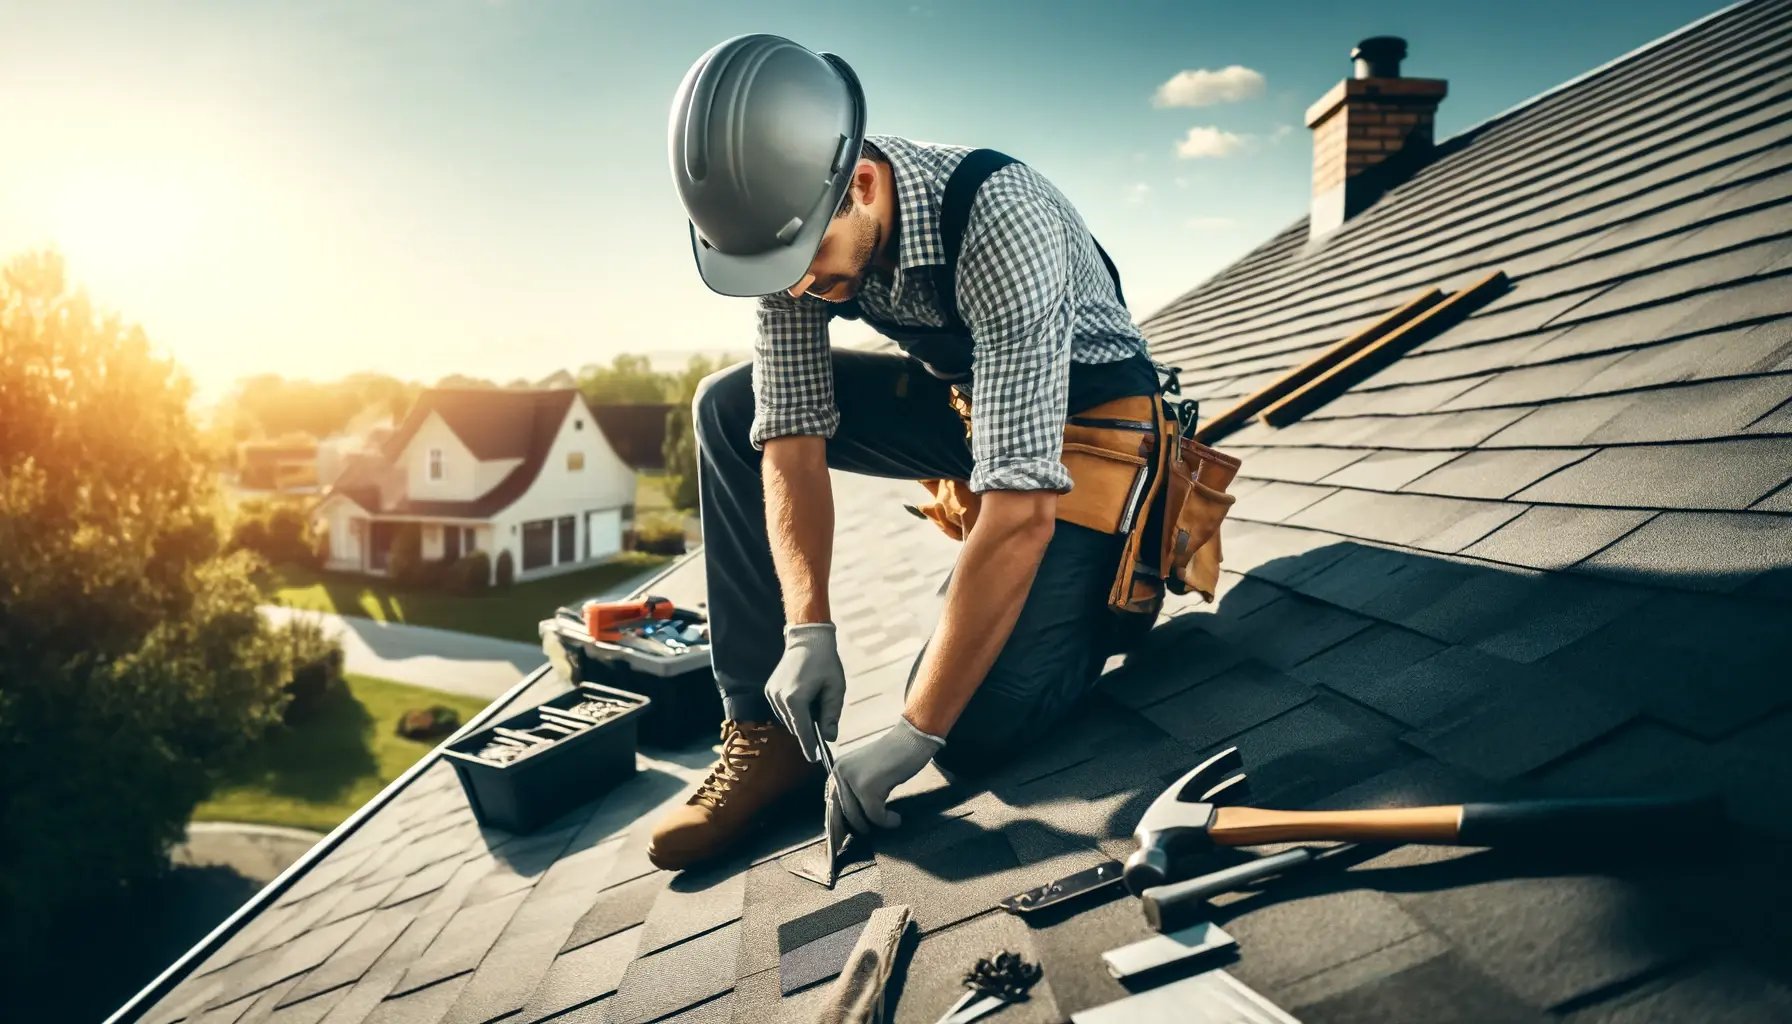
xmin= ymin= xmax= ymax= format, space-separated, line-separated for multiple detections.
xmin=1260 ymin=269 xmax=1510 ymax=427
xmin=1192 ymin=287 xmax=1446 ymax=443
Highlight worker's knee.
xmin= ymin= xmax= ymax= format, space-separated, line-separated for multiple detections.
xmin=693 ymin=361 xmax=754 ymax=448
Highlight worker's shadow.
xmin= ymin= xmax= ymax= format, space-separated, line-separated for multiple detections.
xmin=879 ymin=536 xmax=1780 ymax=904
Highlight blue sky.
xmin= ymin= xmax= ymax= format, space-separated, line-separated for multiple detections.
xmin=0 ymin=0 xmax=1732 ymax=411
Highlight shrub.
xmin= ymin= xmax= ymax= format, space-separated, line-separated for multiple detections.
xmin=386 ymin=522 xmax=424 ymax=585
xmin=275 ymin=612 xmax=346 ymax=724
xmin=495 ymin=549 xmax=516 ymax=588
xmin=446 ymin=551 xmax=491 ymax=594
xmin=634 ymin=512 xmax=686 ymax=555
xmin=228 ymin=497 xmax=319 ymax=567
xmin=396 ymin=705 xmax=461 ymax=741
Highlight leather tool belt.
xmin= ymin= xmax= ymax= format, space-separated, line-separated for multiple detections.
xmin=904 ymin=384 xmax=1243 ymax=618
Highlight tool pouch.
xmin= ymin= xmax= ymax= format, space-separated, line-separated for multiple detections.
xmin=1157 ymin=429 xmax=1242 ymax=602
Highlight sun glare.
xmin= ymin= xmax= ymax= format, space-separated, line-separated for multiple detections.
xmin=47 ymin=167 xmax=203 ymax=280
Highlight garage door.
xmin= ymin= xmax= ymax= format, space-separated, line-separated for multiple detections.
xmin=586 ymin=508 xmax=622 ymax=560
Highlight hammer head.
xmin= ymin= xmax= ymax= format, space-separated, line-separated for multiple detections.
xmin=1124 ymin=746 xmax=1251 ymax=895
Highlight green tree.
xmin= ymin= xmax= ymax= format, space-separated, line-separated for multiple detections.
xmin=0 ymin=250 xmax=294 ymax=965
xmin=661 ymin=353 xmax=743 ymax=511
xmin=577 ymin=352 xmax=672 ymax=406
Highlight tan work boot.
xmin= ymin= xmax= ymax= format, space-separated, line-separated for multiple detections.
xmin=647 ymin=719 xmax=824 ymax=871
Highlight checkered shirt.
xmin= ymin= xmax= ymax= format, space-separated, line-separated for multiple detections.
xmin=749 ymin=134 xmax=1151 ymax=493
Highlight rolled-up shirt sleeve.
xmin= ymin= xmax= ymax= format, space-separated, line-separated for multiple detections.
xmin=955 ymin=174 xmax=1076 ymax=494
xmin=749 ymin=291 xmax=840 ymax=449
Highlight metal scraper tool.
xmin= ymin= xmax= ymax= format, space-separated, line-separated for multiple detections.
xmin=787 ymin=736 xmax=852 ymax=888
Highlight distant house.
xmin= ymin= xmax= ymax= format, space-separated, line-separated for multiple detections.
xmin=310 ymin=388 xmax=651 ymax=583
xmin=588 ymin=402 xmax=672 ymax=471
xmin=235 ymin=438 xmax=320 ymax=493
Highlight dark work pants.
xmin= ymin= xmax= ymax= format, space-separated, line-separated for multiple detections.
xmin=693 ymin=349 xmax=1128 ymax=777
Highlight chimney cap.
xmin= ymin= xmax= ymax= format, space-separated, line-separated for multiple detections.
xmin=1352 ymin=36 xmax=1407 ymax=79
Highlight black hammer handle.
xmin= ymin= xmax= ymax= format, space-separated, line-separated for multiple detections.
xmin=1457 ymin=794 xmax=1724 ymax=846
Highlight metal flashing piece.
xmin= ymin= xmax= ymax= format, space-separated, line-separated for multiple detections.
xmin=1072 ymin=969 xmax=1302 ymax=1023
xmin=998 ymin=860 xmax=1126 ymax=913
xmin=1100 ymin=920 xmax=1236 ymax=981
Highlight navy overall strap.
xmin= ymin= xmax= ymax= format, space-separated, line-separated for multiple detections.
xmin=937 ymin=149 xmax=1128 ymax=330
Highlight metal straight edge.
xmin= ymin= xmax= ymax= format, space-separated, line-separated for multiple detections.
xmin=103 ymin=661 xmax=563 ymax=1024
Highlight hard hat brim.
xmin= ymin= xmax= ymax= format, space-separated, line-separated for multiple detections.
xmin=687 ymin=191 xmax=837 ymax=298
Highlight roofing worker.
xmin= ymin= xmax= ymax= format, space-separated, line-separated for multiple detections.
xmin=649 ymin=33 xmax=1187 ymax=871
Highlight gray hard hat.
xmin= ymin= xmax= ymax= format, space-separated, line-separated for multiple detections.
xmin=668 ymin=34 xmax=867 ymax=297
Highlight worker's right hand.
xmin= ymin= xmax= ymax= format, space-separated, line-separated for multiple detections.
xmin=764 ymin=622 xmax=847 ymax=762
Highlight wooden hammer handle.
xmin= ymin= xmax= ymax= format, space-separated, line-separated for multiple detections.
xmin=1210 ymin=805 xmax=1462 ymax=845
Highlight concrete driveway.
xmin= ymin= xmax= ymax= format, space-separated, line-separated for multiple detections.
xmin=259 ymin=605 xmax=546 ymax=701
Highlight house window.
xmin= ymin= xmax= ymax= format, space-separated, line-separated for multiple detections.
xmin=442 ymin=523 xmax=461 ymax=561
xmin=522 ymin=520 xmax=553 ymax=571
xmin=428 ymin=448 xmax=444 ymax=481
xmin=567 ymin=451 xmax=585 ymax=471
xmin=462 ymin=526 xmax=477 ymax=552
xmin=557 ymin=516 xmax=576 ymax=564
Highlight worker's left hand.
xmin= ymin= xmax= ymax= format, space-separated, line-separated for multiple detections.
xmin=828 ymin=715 xmax=945 ymax=836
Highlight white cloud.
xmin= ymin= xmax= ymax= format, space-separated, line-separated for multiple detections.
xmin=1125 ymin=183 xmax=1151 ymax=205
xmin=1175 ymin=126 xmax=1248 ymax=160
xmin=1174 ymin=177 xmax=1192 ymax=189
xmin=1271 ymin=124 xmax=1294 ymax=140
xmin=1186 ymin=216 xmax=1235 ymax=231
xmin=1153 ymin=65 xmax=1266 ymax=108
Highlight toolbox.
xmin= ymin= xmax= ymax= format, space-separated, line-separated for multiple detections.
xmin=538 ymin=595 xmax=723 ymax=746
xmin=442 ymin=681 xmax=650 ymax=833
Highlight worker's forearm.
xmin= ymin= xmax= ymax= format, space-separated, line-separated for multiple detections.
xmin=903 ymin=500 xmax=1054 ymax=738
xmin=762 ymin=435 xmax=834 ymax=625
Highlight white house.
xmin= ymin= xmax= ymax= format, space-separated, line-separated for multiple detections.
xmin=310 ymin=387 xmax=658 ymax=584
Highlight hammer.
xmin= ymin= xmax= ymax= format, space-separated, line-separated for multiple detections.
xmin=1124 ymin=746 xmax=1726 ymax=898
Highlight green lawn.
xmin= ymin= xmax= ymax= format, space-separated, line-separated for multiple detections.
xmin=260 ymin=552 xmax=671 ymax=643
xmin=193 ymin=673 xmax=495 ymax=833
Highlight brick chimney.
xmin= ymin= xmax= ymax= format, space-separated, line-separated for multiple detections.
xmin=1307 ymin=37 xmax=1447 ymax=241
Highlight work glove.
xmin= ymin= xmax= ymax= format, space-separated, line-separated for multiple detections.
xmin=829 ymin=716 xmax=946 ymax=836
xmin=764 ymin=621 xmax=848 ymax=763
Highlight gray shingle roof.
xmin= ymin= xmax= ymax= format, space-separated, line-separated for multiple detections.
xmin=125 ymin=2 xmax=1792 ymax=1021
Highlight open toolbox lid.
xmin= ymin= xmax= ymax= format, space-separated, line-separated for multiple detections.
xmin=539 ymin=595 xmax=713 ymax=678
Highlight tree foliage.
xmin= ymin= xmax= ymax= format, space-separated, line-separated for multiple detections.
xmin=662 ymin=353 xmax=742 ymax=511
xmin=220 ymin=371 xmax=419 ymax=443
xmin=577 ymin=352 xmax=673 ymax=406
xmin=0 ymin=250 xmax=296 ymax=963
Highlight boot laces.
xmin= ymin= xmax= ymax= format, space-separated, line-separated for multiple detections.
xmin=692 ymin=720 xmax=773 ymax=809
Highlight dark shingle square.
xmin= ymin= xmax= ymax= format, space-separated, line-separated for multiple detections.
xmin=1235 ymin=445 xmax=1375 ymax=484
xmin=1386 ymin=854 xmax=1709 ymax=1008
xmin=1545 ymin=590 xmax=1792 ymax=737
xmin=391 ymin=890 xmax=528 ymax=998
xmin=1580 ymin=959 xmax=1792 ymax=1024
xmin=1208 ymin=694 xmax=1408 ymax=807
xmin=1403 ymin=672 xmax=1632 ymax=780
xmin=1287 ymin=489 xmax=1526 ymax=553
xmin=1580 ymin=510 xmax=1792 ymax=592
xmin=1213 ymin=594 xmax=1374 ymax=671
xmin=1147 ymin=661 xmax=1314 ymax=749
xmin=1319 ymin=449 xmax=1465 ymax=490
xmin=1514 ymin=438 xmax=1792 ymax=510
xmin=1336 ymin=646 xmax=1510 ymax=729
xmin=519 ymin=924 xmax=640 ymax=1019
xmin=1404 ymin=448 xmax=1593 ymax=499
xmin=630 ymin=857 xmax=747 ymax=957
xmin=1290 ymin=623 xmax=1448 ymax=694
xmin=1292 ymin=953 xmax=1548 ymax=1022
xmin=1224 ymin=887 xmax=1430 ymax=995
xmin=604 ymin=921 xmax=740 ymax=1024
xmin=1469 ymin=573 xmax=1652 ymax=663
xmin=561 ymin=872 xmax=664 ymax=953
xmin=1230 ymin=481 xmax=1341 ymax=522
xmin=1460 ymin=505 xmax=1654 ymax=569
